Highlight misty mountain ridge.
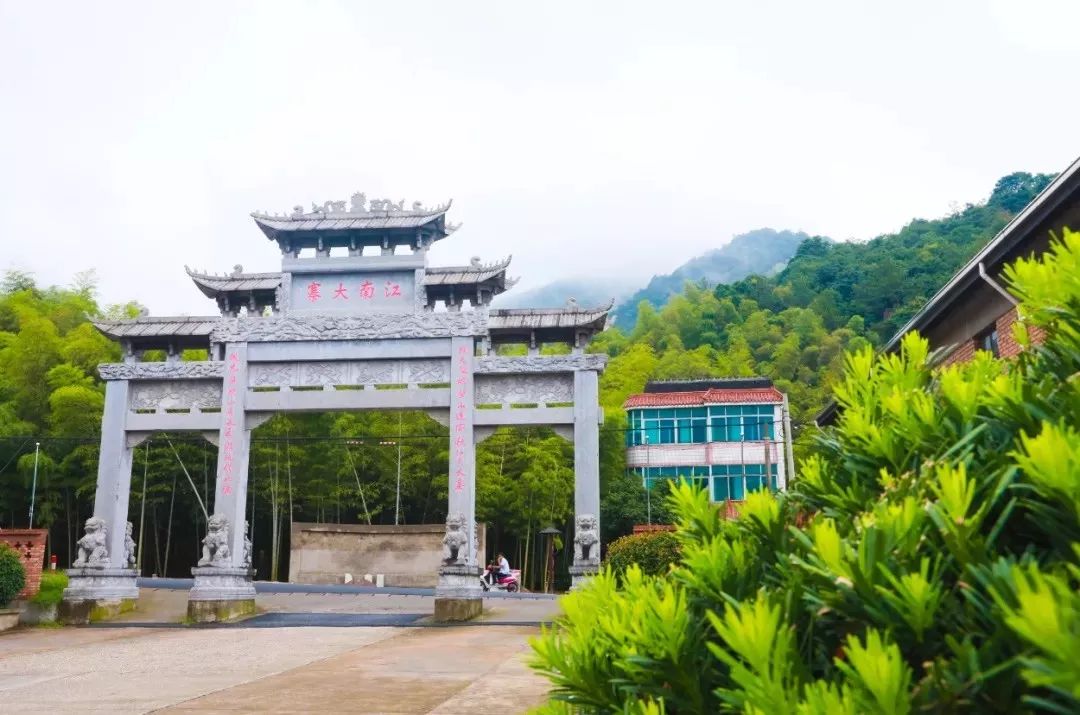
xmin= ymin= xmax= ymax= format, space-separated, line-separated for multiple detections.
xmin=610 ymin=228 xmax=810 ymax=326
xmin=494 ymin=277 xmax=638 ymax=310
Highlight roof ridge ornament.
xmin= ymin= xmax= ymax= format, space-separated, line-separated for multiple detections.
xmin=270 ymin=193 xmax=447 ymax=219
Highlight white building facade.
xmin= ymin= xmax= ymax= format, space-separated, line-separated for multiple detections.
xmin=624 ymin=379 xmax=794 ymax=503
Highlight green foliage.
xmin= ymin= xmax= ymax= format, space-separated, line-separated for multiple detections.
xmin=531 ymin=229 xmax=1080 ymax=713
xmin=606 ymin=531 xmax=681 ymax=577
xmin=31 ymin=570 xmax=68 ymax=606
xmin=595 ymin=172 xmax=1054 ymax=429
xmin=0 ymin=544 xmax=26 ymax=607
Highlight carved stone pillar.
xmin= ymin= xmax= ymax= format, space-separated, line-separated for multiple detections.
xmin=61 ymin=380 xmax=139 ymax=623
xmin=435 ymin=336 xmax=483 ymax=621
xmin=570 ymin=369 xmax=602 ymax=588
xmin=187 ymin=343 xmax=256 ymax=623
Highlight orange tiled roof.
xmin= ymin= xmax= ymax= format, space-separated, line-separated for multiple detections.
xmin=623 ymin=387 xmax=784 ymax=409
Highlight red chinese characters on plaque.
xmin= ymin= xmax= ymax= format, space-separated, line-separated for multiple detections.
xmin=451 ymin=344 xmax=470 ymax=493
xmin=293 ymin=272 xmax=410 ymax=310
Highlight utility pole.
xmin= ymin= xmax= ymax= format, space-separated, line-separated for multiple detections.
xmin=644 ymin=434 xmax=651 ymax=525
xmin=28 ymin=442 xmax=40 ymax=528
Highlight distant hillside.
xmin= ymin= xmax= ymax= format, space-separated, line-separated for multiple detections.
xmin=611 ymin=228 xmax=808 ymax=326
xmin=495 ymin=277 xmax=637 ymax=310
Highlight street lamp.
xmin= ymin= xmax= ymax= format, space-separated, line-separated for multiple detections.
xmin=28 ymin=442 xmax=40 ymax=528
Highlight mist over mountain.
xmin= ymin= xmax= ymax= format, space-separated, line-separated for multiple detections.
xmin=495 ymin=277 xmax=638 ymax=310
xmin=610 ymin=228 xmax=809 ymax=326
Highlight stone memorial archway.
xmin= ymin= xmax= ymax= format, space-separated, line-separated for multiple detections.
xmin=61 ymin=195 xmax=609 ymax=623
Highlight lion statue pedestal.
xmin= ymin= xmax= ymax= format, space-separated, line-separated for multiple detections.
xmin=568 ymin=513 xmax=601 ymax=590
xmin=61 ymin=517 xmax=139 ymax=625
xmin=433 ymin=512 xmax=483 ymax=622
xmin=186 ymin=514 xmax=256 ymax=623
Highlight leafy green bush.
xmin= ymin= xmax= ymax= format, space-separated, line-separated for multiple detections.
xmin=0 ymin=545 xmax=26 ymax=608
xmin=605 ymin=531 xmax=681 ymax=577
xmin=31 ymin=570 xmax=68 ymax=607
xmin=530 ymin=228 xmax=1080 ymax=713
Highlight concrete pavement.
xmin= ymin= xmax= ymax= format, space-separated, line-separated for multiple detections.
xmin=0 ymin=588 xmax=559 ymax=714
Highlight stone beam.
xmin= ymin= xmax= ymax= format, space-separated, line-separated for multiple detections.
xmin=473 ymin=354 xmax=607 ymax=374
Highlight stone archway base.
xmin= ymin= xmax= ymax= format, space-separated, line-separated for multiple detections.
xmin=433 ymin=597 xmax=483 ymax=622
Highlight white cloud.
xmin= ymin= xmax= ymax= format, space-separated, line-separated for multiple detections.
xmin=1 ymin=1 xmax=1077 ymax=314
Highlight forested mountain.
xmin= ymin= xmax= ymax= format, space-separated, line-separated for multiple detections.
xmin=592 ymin=171 xmax=1055 ymax=532
xmin=0 ymin=170 xmax=1057 ymax=584
xmin=611 ymin=228 xmax=808 ymax=326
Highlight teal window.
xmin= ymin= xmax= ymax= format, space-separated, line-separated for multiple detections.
xmin=706 ymin=405 xmax=776 ymax=441
xmin=628 ymin=407 xmax=710 ymax=445
xmin=630 ymin=464 xmax=778 ymax=503
xmin=710 ymin=464 xmax=779 ymax=501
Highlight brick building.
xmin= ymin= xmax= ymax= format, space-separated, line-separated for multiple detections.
xmin=624 ymin=379 xmax=794 ymax=503
xmin=817 ymin=153 xmax=1080 ymax=426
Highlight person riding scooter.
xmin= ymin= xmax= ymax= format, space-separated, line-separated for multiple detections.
xmin=482 ymin=552 xmax=517 ymax=591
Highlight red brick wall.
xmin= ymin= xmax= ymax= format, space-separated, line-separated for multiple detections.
xmin=632 ymin=524 xmax=676 ymax=534
xmin=0 ymin=529 xmax=47 ymax=599
xmin=940 ymin=307 xmax=1047 ymax=367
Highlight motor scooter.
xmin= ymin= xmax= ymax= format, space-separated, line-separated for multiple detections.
xmin=480 ymin=563 xmax=519 ymax=592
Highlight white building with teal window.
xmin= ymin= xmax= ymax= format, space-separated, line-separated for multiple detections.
xmin=623 ymin=379 xmax=794 ymax=503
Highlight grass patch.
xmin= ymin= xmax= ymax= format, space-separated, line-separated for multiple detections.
xmin=290 ymin=386 xmax=325 ymax=392
xmin=31 ymin=571 xmax=68 ymax=607
xmin=374 ymin=384 xmax=408 ymax=390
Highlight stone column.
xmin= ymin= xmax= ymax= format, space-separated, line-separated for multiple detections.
xmin=570 ymin=369 xmax=602 ymax=588
xmin=61 ymin=379 xmax=139 ymax=623
xmin=434 ymin=336 xmax=482 ymax=621
xmin=187 ymin=343 xmax=256 ymax=622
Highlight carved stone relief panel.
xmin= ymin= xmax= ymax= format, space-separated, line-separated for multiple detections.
xmin=248 ymin=359 xmax=451 ymax=388
xmin=248 ymin=363 xmax=297 ymax=388
xmin=474 ymin=374 xmax=573 ymax=406
xmin=404 ymin=359 xmax=450 ymax=384
xmin=100 ymin=362 xmax=225 ymax=381
xmin=212 ymin=311 xmax=486 ymax=343
xmin=301 ymin=361 xmax=348 ymax=386
xmin=352 ymin=361 xmax=396 ymax=385
xmin=129 ymin=380 xmax=222 ymax=412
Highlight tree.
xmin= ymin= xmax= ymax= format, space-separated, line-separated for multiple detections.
xmin=529 ymin=229 xmax=1080 ymax=714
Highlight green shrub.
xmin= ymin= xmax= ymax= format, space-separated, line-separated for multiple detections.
xmin=0 ymin=545 xmax=26 ymax=608
xmin=605 ymin=531 xmax=681 ymax=577
xmin=31 ymin=570 xmax=68 ymax=607
xmin=530 ymin=228 xmax=1080 ymax=713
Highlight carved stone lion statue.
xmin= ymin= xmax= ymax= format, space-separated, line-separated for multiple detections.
xmin=243 ymin=520 xmax=252 ymax=569
xmin=574 ymin=514 xmax=600 ymax=564
xmin=198 ymin=514 xmax=231 ymax=567
xmin=74 ymin=516 xmax=109 ymax=567
xmin=124 ymin=521 xmax=137 ymax=569
xmin=442 ymin=512 xmax=468 ymax=565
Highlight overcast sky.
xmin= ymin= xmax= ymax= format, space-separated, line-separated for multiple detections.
xmin=1 ymin=1 xmax=1078 ymax=316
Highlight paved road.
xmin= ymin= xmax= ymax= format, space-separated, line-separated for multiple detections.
xmin=138 ymin=577 xmax=558 ymax=600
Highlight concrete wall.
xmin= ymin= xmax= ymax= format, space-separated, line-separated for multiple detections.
xmin=288 ymin=523 xmax=486 ymax=588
